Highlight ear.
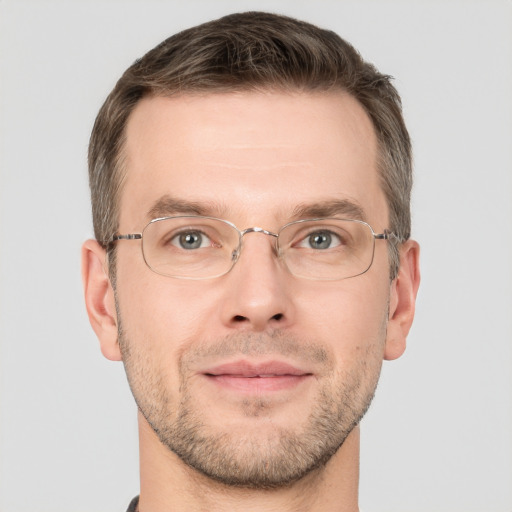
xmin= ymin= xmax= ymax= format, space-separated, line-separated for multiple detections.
xmin=81 ymin=239 xmax=122 ymax=361
xmin=384 ymin=240 xmax=420 ymax=361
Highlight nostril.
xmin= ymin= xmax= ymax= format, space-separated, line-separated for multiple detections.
xmin=232 ymin=313 xmax=283 ymax=324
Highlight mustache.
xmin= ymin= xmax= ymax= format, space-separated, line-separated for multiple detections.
xmin=179 ymin=331 xmax=333 ymax=370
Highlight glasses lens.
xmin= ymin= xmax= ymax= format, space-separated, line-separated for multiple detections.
xmin=279 ymin=219 xmax=375 ymax=280
xmin=142 ymin=217 xmax=240 ymax=279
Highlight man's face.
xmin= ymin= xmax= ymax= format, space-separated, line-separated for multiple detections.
xmin=113 ymin=91 xmax=396 ymax=487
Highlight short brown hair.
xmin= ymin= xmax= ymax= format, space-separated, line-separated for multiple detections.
xmin=88 ymin=11 xmax=412 ymax=278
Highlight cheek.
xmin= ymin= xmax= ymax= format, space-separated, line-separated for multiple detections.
xmin=297 ymin=277 xmax=389 ymax=364
xmin=115 ymin=265 xmax=221 ymax=358
xmin=115 ymin=278 xmax=215 ymax=406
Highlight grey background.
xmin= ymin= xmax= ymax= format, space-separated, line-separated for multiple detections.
xmin=1 ymin=1 xmax=511 ymax=511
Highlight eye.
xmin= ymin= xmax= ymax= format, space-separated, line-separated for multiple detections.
xmin=297 ymin=230 xmax=342 ymax=250
xmin=171 ymin=230 xmax=212 ymax=250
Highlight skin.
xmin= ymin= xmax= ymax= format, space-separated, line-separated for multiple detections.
xmin=82 ymin=91 xmax=420 ymax=512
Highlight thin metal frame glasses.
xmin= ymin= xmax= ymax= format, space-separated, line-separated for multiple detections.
xmin=109 ymin=216 xmax=393 ymax=281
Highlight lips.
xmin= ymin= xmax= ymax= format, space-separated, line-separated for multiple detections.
xmin=203 ymin=360 xmax=312 ymax=393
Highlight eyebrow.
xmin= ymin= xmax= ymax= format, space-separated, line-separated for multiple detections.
xmin=147 ymin=195 xmax=227 ymax=220
xmin=146 ymin=195 xmax=367 ymax=223
xmin=291 ymin=199 xmax=367 ymax=222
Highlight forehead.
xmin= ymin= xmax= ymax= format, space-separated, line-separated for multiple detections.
xmin=120 ymin=91 xmax=386 ymax=229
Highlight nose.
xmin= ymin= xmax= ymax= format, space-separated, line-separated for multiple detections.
xmin=219 ymin=231 xmax=294 ymax=332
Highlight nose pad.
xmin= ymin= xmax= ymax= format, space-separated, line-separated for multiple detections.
xmin=228 ymin=236 xmax=282 ymax=277
xmin=229 ymin=232 xmax=278 ymax=271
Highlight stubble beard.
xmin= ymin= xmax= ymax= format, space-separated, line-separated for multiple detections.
xmin=118 ymin=325 xmax=385 ymax=490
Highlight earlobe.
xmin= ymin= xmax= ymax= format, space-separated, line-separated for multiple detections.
xmin=384 ymin=240 xmax=421 ymax=361
xmin=81 ymin=239 xmax=122 ymax=361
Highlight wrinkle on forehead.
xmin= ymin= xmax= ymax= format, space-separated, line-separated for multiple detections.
xmin=120 ymin=91 xmax=385 ymax=231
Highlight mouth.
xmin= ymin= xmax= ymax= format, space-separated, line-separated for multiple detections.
xmin=202 ymin=360 xmax=313 ymax=393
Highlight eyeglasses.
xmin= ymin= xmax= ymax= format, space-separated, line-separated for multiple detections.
xmin=109 ymin=216 xmax=394 ymax=281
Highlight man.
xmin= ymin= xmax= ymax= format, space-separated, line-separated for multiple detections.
xmin=82 ymin=11 xmax=420 ymax=512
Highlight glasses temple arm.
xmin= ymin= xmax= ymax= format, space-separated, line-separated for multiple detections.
xmin=375 ymin=230 xmax=402 ymax=243
xmin=112 ymin=234 xmax=142 ymax=241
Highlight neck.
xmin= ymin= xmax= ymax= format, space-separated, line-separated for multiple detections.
xmin=137 ymin=412 xmax=360 ymax=512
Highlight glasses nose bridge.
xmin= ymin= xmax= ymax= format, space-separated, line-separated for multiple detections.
xmin=240 ymin=226 xmax=279 ymax=239
xmin=231 ymin=226 xmax=280 ymax=263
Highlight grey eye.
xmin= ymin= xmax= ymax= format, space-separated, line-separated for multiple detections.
xmin=307 ymin=231 xmax=336 ymax=250
xmin=173 ymin=231 xmax=208 ymax=250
